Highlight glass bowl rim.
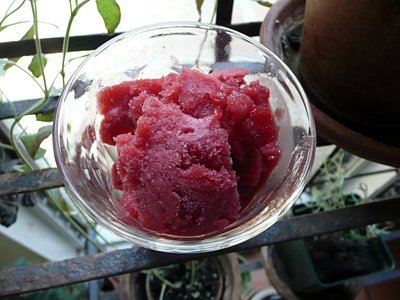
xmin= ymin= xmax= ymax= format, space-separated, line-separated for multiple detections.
xmin=53 ymin=21 xmax=316 ymax=253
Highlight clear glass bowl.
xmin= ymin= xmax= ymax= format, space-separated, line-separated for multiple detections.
xmin=53 ymin=22 xmax=316 ymax=253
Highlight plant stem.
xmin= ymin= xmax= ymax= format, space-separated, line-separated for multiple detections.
xmin=44 ymin=190 xmax=104 ymax=251
xmin=188 ymin=260 xmax=196 ymax=289
xmin=9 ymin=121 xmax=104 ymax=251
xmin=0 ymin=143 xmax=14 ymax=151
xmin=210 ymin=0 xmax=217 ymax=23
xmin=152 ymin=270 xmax=182 ymax=289
xmin=159 ymin=283 xmax=167 ymax=300
xmin=10 ymin=0 xmax=50 ymax=151
xmin=6 ymin=0 xmax=104 ymax=253
xmin=1 ymin=59 xmax=46 ymax=94
xmin=61 ymin=0 xmax=91 ymax=87
xmin=38 ymin=151 xmax=112 ymax=249
xmin=194 ymin=2 xmax=217 ymax=66
xmin=9 ymin=1 xmax=49 ymax=137
xmin=50 ymin=0 xmax=110 ymax=249
xmin=30 ymin=0 xmax=49 ymax=97
xmin=68 ymin=197 xmax=112 ymax=249
xmin=0 ymin=0 xmax=26 ymax=28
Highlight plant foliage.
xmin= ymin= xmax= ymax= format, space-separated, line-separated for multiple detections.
xmin=96 ymin=0 xmax=121 ymax=34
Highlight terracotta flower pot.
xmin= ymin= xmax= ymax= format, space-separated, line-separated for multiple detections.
xmin=299 ymin=0 xmax=400 ymax=135
xmin=260 ymin=0 xmax=400 ymax=166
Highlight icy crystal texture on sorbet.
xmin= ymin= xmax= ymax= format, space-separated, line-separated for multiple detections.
xmin=98 ymin=68 xmax=280 ymax=235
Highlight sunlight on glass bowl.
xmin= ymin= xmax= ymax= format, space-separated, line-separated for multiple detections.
xmin=53 ymin=22 xmax=316 ymax=253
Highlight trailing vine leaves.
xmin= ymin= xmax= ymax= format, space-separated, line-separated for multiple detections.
xmin=96 ymin=0 xmax=121 ymax=34
xmin=28 ymin=53 xmax=48 ymax=78
xmin=36 ymin=111 xmax=55 ymax=122
xmin=61 ymin=0 xmax=91 ymax=86
xmin=4 ymin=26 xmax=34 ymax=71
xmin=0 ymin=0 xmax=32 ymax=71
xmin=254 ymin=0 xmax=273 ymax=7
xmin=196 ymin=0 xmax=204 ymax=21
xmin=0 ymin=0 xmax=118 ymax=250
xmin=0 ymin=0 xmax=26 ymax=29
xmin=236 ymin=253 xmax=252 ymax=298
xmin=20 ymin=125 xmax=52 ymax=159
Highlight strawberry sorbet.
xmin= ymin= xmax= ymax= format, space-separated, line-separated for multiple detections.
xmin=98 ymin=68 xmax=280 ymax=235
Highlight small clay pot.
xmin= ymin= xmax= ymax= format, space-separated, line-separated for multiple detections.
xmin=144 ymin=255 xmax=241 ymax=300
xmin=299 ymin=0 xmax=400 ymax=129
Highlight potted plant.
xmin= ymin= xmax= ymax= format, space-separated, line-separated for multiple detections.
xmin=125 ymin=254 xmax=242 ymax=300
xmin=145 ymin=258 xmax=224 ymax=300
xmin=259 ymin=0 xmax=400 ymax=168
xmin=261 ymin=0 xmax=400 ymax=147
xmin=266 ymin=150 xmax=395 ymax=297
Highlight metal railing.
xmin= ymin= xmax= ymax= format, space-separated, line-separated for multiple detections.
xmin=0 ymin=0 xmax=399 ymax=297
xmin=0 ymin=170 xmax=399 ymax=296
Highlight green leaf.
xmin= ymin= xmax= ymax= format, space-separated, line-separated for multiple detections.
xmin=255 ymin=0 xmax=273 ymax=7
xmin=20 ymin=25 xmax=36 ymax=40
xmin=20 ymin=125 xmax=52 ymax=159
xmin=12 ymin=164 xmax=30 ymax=172
xmin=49 ymin=86 xmax=62 ymax=96
xmin=0 ymin=21 xmax=33 ymax=33
xmin=0 ymin=60 xmax=6 ymax=77
xmin=4 ymin=26 xmax=34 ymax=71
xmin=28 ymin=53 xmax=47 ymax=78
xmin=47 ymin=190 xmax=70 ymax=213
xmin=236 ymin=254 xmax=252 ymax=298
xmin=34 ymin=147 xmax=46 ymax=160
xmin=36 ymin=110 xmax=55 ymax=122
xmin=196 ymin=0 xmax=204 ymax=20
xmin=3 ymin=57 xmax=19 ymax=72
xmin=96 ymin=0 xmax=121 ymax=34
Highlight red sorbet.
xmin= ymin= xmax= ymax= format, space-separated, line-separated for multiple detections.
xmin=97 ymin=68 xmax=280 ymax=235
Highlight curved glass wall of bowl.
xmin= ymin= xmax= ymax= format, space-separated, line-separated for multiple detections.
xmin=53 ymin=22 xmax=316 ymax=253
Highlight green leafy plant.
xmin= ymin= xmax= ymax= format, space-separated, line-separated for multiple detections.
xmin=144 ymin=259 xmax=222 ymax=300
xmin=20 ymin=125 xmax=52 ymax=159
xmin=300 ymin=149 xmax=388 ymax=240
xmin=96 ymin=0 xmax=121 ymax=34
xmin=277 ymin=150 xmax=393 ymax=288
xmin=0 ymin=0 xmax=214 ymax=255
xmin=236 ymin=253 xmax=253 ymax=298
xmin=0 ymin=0 xmax=124 ymax=250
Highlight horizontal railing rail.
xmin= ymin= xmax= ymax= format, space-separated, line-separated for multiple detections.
xmin=0 ymin=168 xmax=63 ymax=197
xmin=0 ymin=96 xmax=58 ymax=120
xmin=0 ymin=2 xmax=398 ymax=297
xmin=0 ymin=23 xmax=260 ymax=59
xmin=0 ymin=197 xmax=399 ymax=296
